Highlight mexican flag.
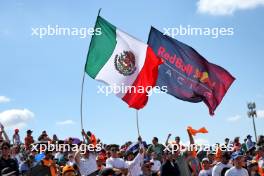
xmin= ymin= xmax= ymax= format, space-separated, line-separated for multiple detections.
xmin=85 ymin=16 xmax=162 ymax=109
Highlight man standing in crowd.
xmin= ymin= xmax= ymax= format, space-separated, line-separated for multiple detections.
xmin=150 ymin=152 xmax=161 ymax=175
xmin=24 ymin=129 xmax=34 ymax=150
xmin=212 ymin=152 xmax=232 ymax=176
xmin=125 ymin=147 xmax=145 ymax=176
xmin=74 ymin=148 xmax=98 ymax=175
xmin=147 ymin=137 xmax=165 ymax=161
xmin=12 ymin=129 xmax=21 ymax=145
xmin=104 ymin=146 xmax=128 ymax=176
xmin=199 ymin=158 xmax=212 ymax=176
xmin=0 ymin=141 xmax=19 ymax=175
xmin=160 ymin=151 xmax=181 ymax=176
xmin=224 ymin=151 xmax=249 ymax=176
xmin=41 ymin=150 xmax=57 ymax=176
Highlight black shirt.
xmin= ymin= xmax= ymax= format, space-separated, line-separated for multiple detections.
xmin=0 ymin=157 xmax=19 ymax=176
xmin=160 ymin=160 xmax=181 ymax=176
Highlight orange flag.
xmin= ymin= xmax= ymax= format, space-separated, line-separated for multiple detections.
xmin=187 ymin=126 xmax=208 ymax=136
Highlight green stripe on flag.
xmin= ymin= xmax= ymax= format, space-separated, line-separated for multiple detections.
xmin=85 ymin=16 xmax=117 ymax=78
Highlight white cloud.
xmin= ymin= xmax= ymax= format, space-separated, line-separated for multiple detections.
xmin=0 ymin=96 xmax=11 ymax=103
xmin=197 ymin=0 xmax=264 ymax=15
xmin=227 ymin=115 xmax=242 ymax=122
xmin=257 ymin=110 xmax=264 ymax=118
xmin=56 ymin=120 xmax=75 ymax=125
xmin=0 ymin=109 xmax=34 ymax=129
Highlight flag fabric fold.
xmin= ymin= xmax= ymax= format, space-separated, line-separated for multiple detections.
xmin=148 ymin=27 xmax=235 ymax=115
xmin=187 ymin=126 xmax=208 ymax=136
xmin=85 ymin=16 xmax=162 ymax=109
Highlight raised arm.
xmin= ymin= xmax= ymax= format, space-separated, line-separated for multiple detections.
xmin=165 ymin=133 xmax=171 ymax=146
xmin=1 ymin=126 xmax=10 ymax=143
xmin=187 ymin=129 xmax=194 ymax=145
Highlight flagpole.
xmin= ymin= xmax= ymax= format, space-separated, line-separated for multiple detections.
xmin=80 ymin=8 xmax=102 ymax=139
xmin=136 ymin=110 xmax=140 ymax=137
xmin=80 ymin=71 xmax=86 ymax=130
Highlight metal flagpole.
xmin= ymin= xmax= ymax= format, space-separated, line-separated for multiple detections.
xmin=80 ymin=8 xmax=102 ymax=139
xmin=80 ymin=71 xmax=86 ymax=130
xmin=136 ymin=110 xmax=140 ymax=137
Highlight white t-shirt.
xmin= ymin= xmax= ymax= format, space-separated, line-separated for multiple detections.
xmin=212 ymin=162 xmax=232 ymax=176
xmin=78 ymin=153 xmax=97 ymax=176
xmin=150 ymin=159 xmax=161 ymax=173
xmin=126 ymin=153 xmax=144 ymax=176
xmin=106 ymin=157 xmax=128 ymax=169
xmin=199 ymin=169 xmax=212 ymax=176
xmin=224 ymin=167 xmax=249 ymax=176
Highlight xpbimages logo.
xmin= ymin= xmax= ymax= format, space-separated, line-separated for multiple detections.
xmin=31 ymin=142 xmax=102 ymax=154
xmin=97 ymin=84 xmax=168 ymax=96
xmin=31 ymin=25 xmax=102 ymax=38
xmin=163 ymin=25 xmax=234 ymax=39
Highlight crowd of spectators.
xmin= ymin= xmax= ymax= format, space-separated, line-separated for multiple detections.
xmin=0 ymin=123 xmax=263 ymax=176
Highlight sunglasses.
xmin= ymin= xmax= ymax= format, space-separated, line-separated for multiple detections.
xmin=2 ymin=147 xmax=9 ymax=150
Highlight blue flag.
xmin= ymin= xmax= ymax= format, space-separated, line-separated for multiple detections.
xmin=148 ymin=27 xmax=235 ymax=115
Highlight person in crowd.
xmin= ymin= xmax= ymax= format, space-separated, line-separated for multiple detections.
xmin=224 ymin=138 xmax=230 ymax=147
xmin=52 ymin=134 xmax=59 ymax=143
xmin=104 ymin=146 xmax=128 ymax=176
xmin=10 ymin=145 xmax=22 ymax=166
xmin=12 ymin=129 xmax=21 ymax=145
xmin=62 ymin=165 xmax=76 ymax=176
xmin=247 ymin=160 xmax=260 ymax=176
xmin=38 ymin=130 xmax=51 ymax=141
xmin=82 ymin=129 xmax=97 ymax=147
xmin=0 ymin=124 xmax=10 ymax=144
xmin=199 ymin=158 xmax=212 ymax=176
xmin=0 ymin=141 xmax=19 ymax=175
xmin=147 ymin=137 xmax=165 ymax=161
xmin=160 ymin=151 xmax=181 ymax=176
xmin=74 ymin=148 xmax=98 ymax=176
xmin=225 ymin=151 xmax=249 ymax=176
xmin=41 ymin=150 xmax=57 ymax=176
xmin=233 ymin=137 xmax=242 ymax=152
xmin=19 ymin=157 xmax=32 ymax=175
xmin=24 ymin=129 xmax=34 ymax=150
xmin=212 ymin=152 xmax=232 ymax=176
xmin=256 ymin=146 xmax=264 ymax=175
xmin=257 ymin=136 xmax=264 ymax=147
xmin=246 ymin=135 xmax=255 ymax=151
xmin=125 ymin=147 xmax=144 ymax=176
xmin=66 ymin=153 xmax=75 ymax=166
xmin=150 ymin=152 xmax=161 ymax=176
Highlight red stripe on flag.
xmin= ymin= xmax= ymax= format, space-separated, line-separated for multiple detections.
xmin=122 ymin=47 xmax=162 ymax=109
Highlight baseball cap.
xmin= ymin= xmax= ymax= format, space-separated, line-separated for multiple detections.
xmin=231 ymin=151 xmax=243 ymax=160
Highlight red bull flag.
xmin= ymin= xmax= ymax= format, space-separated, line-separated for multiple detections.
xmin=148 ymin=27 xmax=235 ymax=115
xmin=85 ymin=17 xmax=162 ymax=109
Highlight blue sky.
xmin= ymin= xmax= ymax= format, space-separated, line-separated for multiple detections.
xmin=0 ymin=0 xmax=264 ymax=145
